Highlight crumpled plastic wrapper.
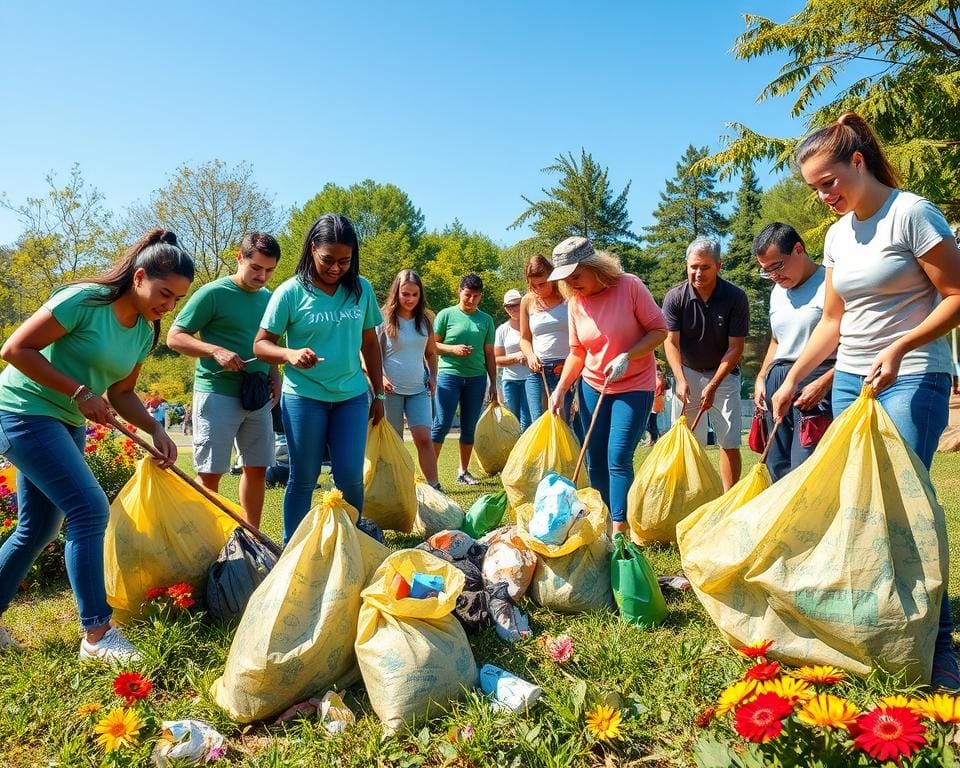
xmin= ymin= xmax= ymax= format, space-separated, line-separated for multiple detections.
xmin=151 ymin=719 xmax=226 ymax=766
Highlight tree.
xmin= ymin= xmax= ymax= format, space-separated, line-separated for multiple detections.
xmin=511 ymin=149 xmax=638 ymax=251
xmin=705 ymin=2 xmax=960 ymax=219
xmin=641 ymin=145 xmax=730 ymax=300
xmin=759 ymin=175 xmax=833 ymax=257
xmin=127 ymin=160 xmax=280 ymax=283
xmin=725 ymin=164 xmax=768 ymax=332
xmin=1 ymin=164 xmax=116 ymax=299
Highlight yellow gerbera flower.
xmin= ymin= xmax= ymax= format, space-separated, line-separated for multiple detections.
xmin=877 ymin=694 xmax=925 ymax=715
xmin=796 ymin=693 xmax=860 ymax=731
xmin=585 ymin=704 xmax=622 ymax=741
xmin=788 ymin=665 xmax=847 ymax=685
xmin=757 ymin=675 xmax=813 ymax=703
xmin=716 ymin=680 xmax=758 ymax=715
xmin=93 ymin=708 xmax=142 ymax=752
xmin=913 ymin=693 xmax=960 ymax=724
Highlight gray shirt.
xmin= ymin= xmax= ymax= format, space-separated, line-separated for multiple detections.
xmin=381 ymin=316 xmax=429 ymax=395
xmin=495 ymin=321 xmax=530 ymax=381
xmin=528 ymin=301 xmax=570 ymax=361
xmin=824 ymin=189 xmax=954 ymax=376
xmin=770 ymin=265 xmax=834 ymax=363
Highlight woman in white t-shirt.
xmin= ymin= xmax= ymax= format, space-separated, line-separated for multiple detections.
xmin=379 ymin=270 xmax=440 ymax=489
xmin=771 ymin=112 xmax=960 ymax=690
xmin=494 ymin=289 xmax=531 ymax=431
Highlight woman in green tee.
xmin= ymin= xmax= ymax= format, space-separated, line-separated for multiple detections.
xmin=0 ymin=229 xmax=194 ymax=662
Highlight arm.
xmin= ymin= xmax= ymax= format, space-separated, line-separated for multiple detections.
xmin=166 ymin=327 xmax=245 ymax=372
xmin=361 ymin=327 xmax=385 ymax=424
xmin=436 ymin=339 xmax=472 ymax=357
xmin=495 ymin=346 xmax=525 ymax=367
xmin=253 ymin=329 xmax=318 ymax=369
xmin=794 ymin=366 xmax=834 ymax=411
xmin=663 ymin=331 xmax=688 ymax=406
xmin=424 ymin=329 xmax=439 ymax=395
xmin=753 ymin=337 xmax=779 ymax=411
xmin=700 ymin=337 xmax=745 ymax=411
xmin=106 ymin=365 xmax=177 ymax=467
xmin=519 ymin=295 xmax=541 ymax=371
xmin=550 ymin=344 xmax=586 ymax=412
xmin=268 ymin=364 xmax=282 ymax=407
xmin=378 ymin=328 xmax=393 ymax=393
xmin=483 ymin=344 xmax=498 ymax=404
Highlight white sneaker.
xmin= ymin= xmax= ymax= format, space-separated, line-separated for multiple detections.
xmin=0 ymin=627 xmax=24 ymax=652
xmin=79 ymin=627 xmax=142 ymax=664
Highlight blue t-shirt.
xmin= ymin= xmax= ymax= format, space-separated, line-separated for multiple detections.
xmin=260 ymin=276 xmax=382 ymax=402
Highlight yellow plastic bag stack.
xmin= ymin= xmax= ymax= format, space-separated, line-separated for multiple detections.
xmin=626 ymin=415 xmax=723 ymax=544
xmin=210 ymin=489 xmax=389 ymax=723
xmin=355 ymin=549 xmax=478 ymax=734
xmin=412 ymin=482 xmax=464 ymax=538
xmin=501 ymin=413 xmax=584 ymax=509
xmin=676 ymin=462 xmax=772 ymax=548
xmin=517 ymin=488 xmax=614 ymax=613
xmin=363 ymin=420 xmax=417 ymax=533
xmin=471 ymin=403 xmax=521 ymax=476
xmin=680 ymin=387 xmax=947 ymax=683
xmin=104 ymin=459 xmax=237 ymax=624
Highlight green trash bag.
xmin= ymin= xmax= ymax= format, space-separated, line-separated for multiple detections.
xmin=611 ymin=534 xmax=667 ymax=627
xmin=461 ymin=491 xmax=509 ymax=539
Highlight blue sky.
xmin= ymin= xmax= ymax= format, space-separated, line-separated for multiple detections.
xmin=0 ymin=1 xmax=809 ymax=247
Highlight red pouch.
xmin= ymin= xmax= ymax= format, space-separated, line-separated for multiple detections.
xmin=799 ymin=413 xmax=831 ymax=448
xmin=748 ymin=409 xmax=768 ymax=453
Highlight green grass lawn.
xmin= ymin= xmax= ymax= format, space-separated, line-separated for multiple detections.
xmin=2 ymin=444 xmax=960 ymax=767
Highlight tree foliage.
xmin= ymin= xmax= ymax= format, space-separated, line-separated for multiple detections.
xmin=127 ymin=160 xmax=280 ymax=283
xmin=725 ymin=164 xmax=768 ymax=334
xmin=511 ymin=149 xmax=638 ymax=251
xmin=759 ymin=175 xmax=834 ymax=257
xmin=704 ymin=1 xmax=960 ymax=219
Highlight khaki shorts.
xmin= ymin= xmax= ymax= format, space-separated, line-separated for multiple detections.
xmin=678 ymin=365 xmax=742 ymax=449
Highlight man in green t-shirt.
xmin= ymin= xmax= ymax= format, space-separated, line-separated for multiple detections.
xmin=167 ymin=232 xmax=281 ymax=528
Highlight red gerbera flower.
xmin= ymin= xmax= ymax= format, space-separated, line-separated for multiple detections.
xmin=165 ymin=583 xmax=193 ymax=599
xmin=84 ymin=444 xmax=97 ymax=453
xmin=852 ymin=707 xmax=926 ymax=763
xmin=739 ymin=640 xmax=774 ymax=660
xmin=744 ymin=661 xmax=781 ymax=682
xmin=112 ymin=671 xmax=152 ymax=706
xmin=144 ymin=587 xmax=167 ymax=601
xmin=172 ymin=595 xmax=195 ymax=610
xmin=734 ymin=692 xmax=794 ymax=743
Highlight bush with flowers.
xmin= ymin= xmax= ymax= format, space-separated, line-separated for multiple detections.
xmin=83 ymin=422 xmax=143 ymax=502
xmin=0 ymin=466 xmax=67 ymax=588
xmin=695 ymin=640 xmax=960 ymax=767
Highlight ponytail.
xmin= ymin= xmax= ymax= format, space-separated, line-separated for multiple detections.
xmin=796 ymin=111 xmax=899 ymax=188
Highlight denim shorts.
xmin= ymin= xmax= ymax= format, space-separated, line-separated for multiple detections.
xmin=384 ymin=389 xmax=432 ymax=434
xmin=193 ymin=391 xmax=275 ymax=473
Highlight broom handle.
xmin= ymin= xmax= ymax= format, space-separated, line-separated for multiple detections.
xmin=106 ymin=414 xmax=282 ymax=557
xmin=572 ymin=379 xmax=608 ymax=484
xmin=539 ymin=366 xmax=551 ymax=411
xmin=759 ymin=418 xmax=782 ymax=466
xmin=690 ymin=405 xmax=708 ymax=432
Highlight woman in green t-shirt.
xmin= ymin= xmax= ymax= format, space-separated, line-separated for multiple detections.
xmin=0 ymin=229 xmax=194 ymax=661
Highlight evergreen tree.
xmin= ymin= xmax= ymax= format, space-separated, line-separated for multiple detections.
xmin=642 ymin=145 xmax=729 ymax=300
xmin=725 ymin=164 xmax=767 ymax=335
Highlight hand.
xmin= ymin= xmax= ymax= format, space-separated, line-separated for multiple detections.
xmin=149 ymin=423 xmax=178 ymax=468
xmin=867 ymin=346 xmax=905 ymax=394
xmin=369 ymin=397 xmax=385 ymax=425
xmin=675 ymin=379 xmax=690 ymax=407
xmin=514 ymin=351 xmax=526 ymax=365
xmin=77 ymin=390 xmax=113 ymax=425
xmin=427 ymin=376 xmax=437 ymax=396
xmin=604 ymin=353 xmax=630 ymax=383
xmin=212 ymin=347 xmax=245 ymax=372
xmin=771 ymin=379 xmax=798 ymax=422
xmin=699 ymin=383 xmax=717 ymax=411
xmin=753 ymin=378 xmax=767 ymax=411
xmin=286 ymin=348 xmax=319 ymax=369
xmin=383 ymin=376 xmax=394 ymax=394
xmin=794 ymin=377 xmax=830 ymax=411
xmin=489 ymin=386 xmax=498 ymax=405
xmin=455 ymin=344 xmax=473 ymax=357
xmin=527 ymin=355 xmax=543 ymax=373
xmin=548 ymin=388 xmax=564 ymax=414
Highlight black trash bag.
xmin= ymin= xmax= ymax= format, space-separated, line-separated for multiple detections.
xmin=357 ymin=516 xmax=386 ymax=544
xmin=206 ymin=528 xmax=278 ymax=623
xmin=486 ymin=580 xmax=532 ymax=644
xmin=417 ymin=533 xmax=490 ymax=634
xmin=240 ymin=371 xmax=271 ymax=411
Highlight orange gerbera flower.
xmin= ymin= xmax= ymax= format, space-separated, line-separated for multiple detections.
xmin=788 ymin=665 xmax=846 ymax=685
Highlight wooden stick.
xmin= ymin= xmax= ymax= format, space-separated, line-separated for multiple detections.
xmin=572 ymin=379 xmax=608 ymax=485
xmin=759 ymin=419 xmax=781 ymax=466
xmin=106 ymin=414 xmax=282 ymax=557
xmin=539 ymin=366 xmax=550 ymax=412
xmin=690 ymin=405 xmax=708 ymax=433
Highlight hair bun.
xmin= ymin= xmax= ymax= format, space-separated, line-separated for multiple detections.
xmin=157 ymin=229 xmax=178 ymax=246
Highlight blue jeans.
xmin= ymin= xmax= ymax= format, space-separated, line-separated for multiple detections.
xmin=764 ymin=361 xmax=833 ymax=483
xmin=577 ymin=383 xmax=653 ymax=523
xmin=431 ymin=373 xmax=487 ymax=445
xmin=833 ymin=370 xmax=955 ymax=678
xmin=501 ymin=379 xmax=531 ymax=432
xmin=0 ymin=411 xmax=112 ymax=629
xmin=281 ymin=392 xmax=369 ymax=545
xmin=525 ymin=362 xmax=582 ymax=440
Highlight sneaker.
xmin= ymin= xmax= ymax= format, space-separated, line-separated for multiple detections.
xmin=430 ymin=482 xmax=445 ymax=494
xmin=456 ymin=471 xmax=480 ymax=486
xmin=0 ymin=627 xmax=24 ymax=653
xmin=79 ymin=627 xmax=142 ymax=664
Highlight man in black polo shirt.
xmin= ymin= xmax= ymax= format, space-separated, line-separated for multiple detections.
xmin=662 ymin=237 xmax=749 ymax=490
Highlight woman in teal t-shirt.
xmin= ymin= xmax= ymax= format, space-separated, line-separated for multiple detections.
xmin=0 ymin=229 xmax=194 ymax=661
xmin=255 ymin=214 xmax=385 ymax=543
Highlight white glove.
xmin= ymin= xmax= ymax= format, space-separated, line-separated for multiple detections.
xmin=548 ymin=389 xmax=564 ymax=414
xmin=604 ymin=353 xmax=630 ymax=382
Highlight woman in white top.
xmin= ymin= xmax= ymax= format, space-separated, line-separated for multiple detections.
xmin=494 ymin=289 xmax=531 ymax=431
xmin=379 ymin=270 xmax=440 ymax=489
xmin=771 ymin=112 xmax=960 ymax=690
xmin=519 ymin=254 xmax=575 ymax=426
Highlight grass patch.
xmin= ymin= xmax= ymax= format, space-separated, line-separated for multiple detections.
xmin=2 ymin=443 xmax=959 ymax=766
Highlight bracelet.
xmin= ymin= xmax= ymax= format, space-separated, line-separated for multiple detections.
xmin=77 ymin=389 xmax=97 ymax=404
xmin=374 ymin=392 xmax=386 ymax=401
xmin=69 ymin=384 xmax=86 ymax=402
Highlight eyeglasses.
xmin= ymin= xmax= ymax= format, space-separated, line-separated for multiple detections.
xmin=758 ymin=260 xmax=786 ymax=279
xmin=504 ymin=303 xmax=520 ymax=309
xmin=317 ymin=256 xmax=353 ymax=269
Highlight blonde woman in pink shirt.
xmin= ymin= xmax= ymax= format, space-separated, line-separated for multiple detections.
xmin=548 ymin=237 xmax=667 ymax=533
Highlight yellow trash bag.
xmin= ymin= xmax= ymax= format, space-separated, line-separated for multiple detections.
xmin=676 ymin=462 xmax=772 ymax=548
xmin=501 ymin=413 xmax=584 ymax=509
xmin=211 ymin=489 xmax=389 ymax=723
xmin=104 ymin=459 xmax=237 ymax=624
xmin=517 ymin=488 xmax=614 ymax=613
xmin=412 ymin=482 xmax=464 ymax=538
xmin=679 ymin=387 xmax=947 ymax=683
xmin=355 ymin=548 xmax=478 ymax=734
xmin=626 ymin=415 xmax=723 ymax=545
xmin=363 ymin=420 xmax=417 ymax=533
xmin=471 ymin=402 xmax=521 ymax=476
